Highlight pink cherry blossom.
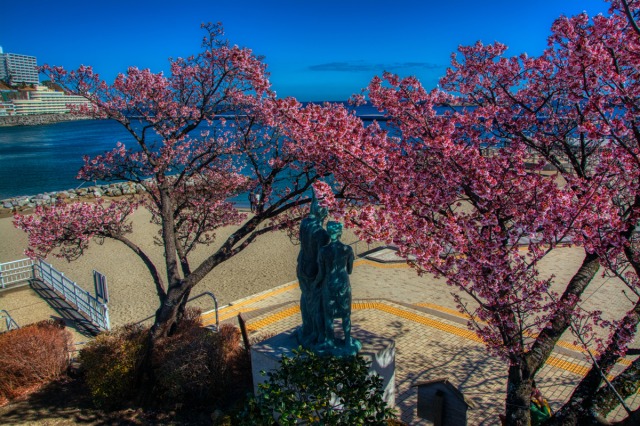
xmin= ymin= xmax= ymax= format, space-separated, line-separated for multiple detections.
xmin=296 ymin=1 xmax=640 ymax=423
xmin=20 ymin=23 xmax=332 ymax=348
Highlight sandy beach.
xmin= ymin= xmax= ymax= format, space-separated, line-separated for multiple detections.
xmin=1 ymin=204 xmax=637 ymax=350
xmin=0 ymin=206 xmax=366 ymax=330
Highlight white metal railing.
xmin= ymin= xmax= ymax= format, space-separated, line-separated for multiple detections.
xmin=0 ymin=258 xmax=34 ymax=289
xmin=33 ymin=259 xmax=110 ymax=330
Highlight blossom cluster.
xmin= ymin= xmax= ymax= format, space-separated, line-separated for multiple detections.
xmin=296 ymin=2 xmax=640 ymax=364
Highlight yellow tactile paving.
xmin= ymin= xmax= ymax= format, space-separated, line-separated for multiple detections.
xmin=371 ymin=302 xmax=482 ymax=342
xmin=417 ymin=302 xmax=583 ymax=351
xmin=202 ymin=258 xmax=409 ymax=325
xmin=354 ymin=258 xmax=411 ymax=268
xmin=352 ymin=301 xmax=381 ymax=310
xmin=246 ymin=305 xmax=301 ymax=332
xmin=228 ymin=299 xmax=594 ymax=379
xmin=415 ymin=302 xmax=635 ymax=368
xmin=201 ymin=282 xmax=299 ymax=324
xmin=618 ymin=358 xmax=633 ymax=367
xmin=198 ymin=253 xmax=635 ymax=386
xmin=545 ymin=356 xmax=590 ymax=376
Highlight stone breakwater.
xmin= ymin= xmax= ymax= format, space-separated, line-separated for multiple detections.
xmin=0 ymin=182 xmax=145 ymax=212
xmin=0 ymin=114 xmax=92 ymax=127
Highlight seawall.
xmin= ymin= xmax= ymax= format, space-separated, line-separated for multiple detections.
xmin=0 ymin=182 xmax=146 ymax=217
xmin=0 ymin=114 xmax=92 ymax=127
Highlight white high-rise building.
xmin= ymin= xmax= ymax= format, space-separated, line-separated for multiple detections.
xmin=0 ymin=46 xmax=7 ymax=83
xmin=0 ymin=48 xmax=39 ymax=85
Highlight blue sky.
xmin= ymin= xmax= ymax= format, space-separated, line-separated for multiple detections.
xmin=2 ymin=0 xmax=609 ymax=101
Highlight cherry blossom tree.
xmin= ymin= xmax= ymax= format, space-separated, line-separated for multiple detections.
xmin=13 ymin=24 xmax=343 ymax=363
xmin=296 ymin=1 xmax=640 ymax=424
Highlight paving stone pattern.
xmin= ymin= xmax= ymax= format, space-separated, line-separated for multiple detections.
xmin=201 ymin=257 xmax=640 ymax=425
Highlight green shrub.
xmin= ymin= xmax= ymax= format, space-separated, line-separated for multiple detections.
xmin=0 ymin=319 xmax=73 ymax=404
xmin=78 ymin=323 xmax=146 ymax=408
xmin=240 ymin=347 xmax=396 ymax=425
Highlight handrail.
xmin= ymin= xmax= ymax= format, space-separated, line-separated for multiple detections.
xmin=0 ymin=258 xmax=109 ymax=331
xmin=134 ymin=290 xmax=221 ymax=330
xmin=34 ymin=259 xmax=110 ymax=330
xmin=0 ymin=309 xmax=19 ymax=331
xmin=187 ymin=291 xmax=219 ymax=331
xmin=348 ymin=239 xmax=371 ymax=257
xmin=0 ymin=258 xmax=35 ymax=289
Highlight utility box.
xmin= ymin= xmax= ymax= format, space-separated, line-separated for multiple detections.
xmin=414 ymin=378 xmax=474 ymax=426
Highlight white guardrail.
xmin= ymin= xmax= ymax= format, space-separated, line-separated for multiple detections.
xmin=0 ymin=258 xmax=110 ymax=330
xmin=0 ymin=258 xmax=34 ymax=289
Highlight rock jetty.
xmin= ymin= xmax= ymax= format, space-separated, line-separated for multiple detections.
xmin=0 ymin=182 xmax=145 ymax=214
xmin=0 ymin=114 xmax=92 ymax=127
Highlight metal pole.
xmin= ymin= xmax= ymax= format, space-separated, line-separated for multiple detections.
xmin=238 ymin=313 xmax=250 ymax=354
xmin=104 ymin=305 xmax=110 ymax=330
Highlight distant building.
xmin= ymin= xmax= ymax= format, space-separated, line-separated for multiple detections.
xmin=12 ymin=85 xmax=91 ymax=115
xmin=0 ymin=101 xmax=15 ymax=116
xmin=0 ymin=47 xmax=39 ymax=85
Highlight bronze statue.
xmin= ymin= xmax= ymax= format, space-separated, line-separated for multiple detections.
xmin=296 ymin=195 xmax=329 ymax=348
xmin=313 ymin=221 xmax=361 ymax=356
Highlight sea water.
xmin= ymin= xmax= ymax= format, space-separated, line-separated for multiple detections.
xmin=0 ymin=120 xmax=136 ymax=199
xmin=0 ymin=103 xmax=387 ymax=199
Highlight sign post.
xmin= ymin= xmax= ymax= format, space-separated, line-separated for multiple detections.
xmin=93 ymin=270 xmax=108 ymax=304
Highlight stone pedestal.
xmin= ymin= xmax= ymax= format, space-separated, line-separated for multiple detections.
xmin=250 ymin=326 xmax=396 ymax=407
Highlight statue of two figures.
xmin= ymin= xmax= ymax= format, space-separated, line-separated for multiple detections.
xmin=296 ymin=195 xmax=362 ymax=356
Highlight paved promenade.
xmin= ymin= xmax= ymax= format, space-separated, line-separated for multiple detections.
xmin=5 ymin=246 xmax=636 ymax=424
xmin=201 ymin=249 xmax=639 ymax=425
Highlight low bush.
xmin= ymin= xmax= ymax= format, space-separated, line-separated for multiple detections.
xmin=78 ymin=323 xmax=146 ymax=408
xmin=0 ymin=319 xmax=73 ymax=404
xmin=79 ymin=308 xmax=251 ymax=411
xmin=154 ymin=311 xmax=251 ymax=409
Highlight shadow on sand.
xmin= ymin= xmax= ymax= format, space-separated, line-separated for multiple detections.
xmin=29 ymin=279 xmax=101 ymax=338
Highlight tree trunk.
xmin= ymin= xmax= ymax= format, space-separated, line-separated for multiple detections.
xmin=504 ymin=363 xmax=533 ymax=426
xmin=549 ymin=346 xmax=622 ymax=424
xmin=594 ymin=356 xmax=640 ymax=417
xmin=136 ymin=329 xmax=158 ymax=406
xmin=500 ymin=252 xmax=599 ymax=425
xmin=549 ymin=299 xmax=640 ymax=424
xmin=173 ymin=287 xmax=192 ymax=333
xmin=134 ymin=282 xmax=189 ymax=403
xmin=150 ymin=283 xmax=188 ymax=340
xmin=527 ymin=252 xmax=601 ymax=373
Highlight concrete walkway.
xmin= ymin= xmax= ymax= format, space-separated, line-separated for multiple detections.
xmin=201 ymin=249 xmax=640 ymax=425
xmin=0 ymin=281 xmax=97 ymax=343
xmin=3 ymin=246 xmax=637 ymax=423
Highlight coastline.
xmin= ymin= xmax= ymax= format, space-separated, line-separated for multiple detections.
xmin=0 ymin=182 xmax=145 ymax=218
xmin=0 ymin=183 xmax=252 ymax=219
xmin=0 ymin=113 xmax=93 ymax=127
